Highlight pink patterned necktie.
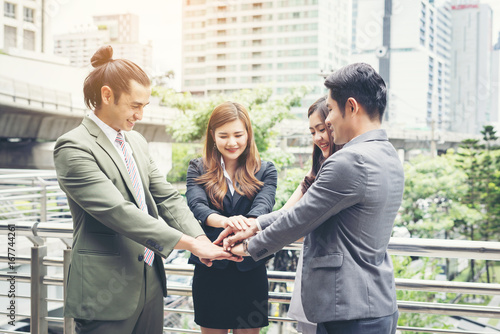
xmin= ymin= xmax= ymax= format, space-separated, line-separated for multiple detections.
xmin=115 ymin=132 xmax=155 ymax=266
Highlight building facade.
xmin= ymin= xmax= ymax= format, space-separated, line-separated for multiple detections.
xmin=450 ymin=1 xmax=493 ymax=134
xmin=181 ymin=0 xmax=351 ymax=97
xmin=53 ymin=29 xmax=110 ymax=68
xmin=351 ymin=0 xmax=452 ymax=131
xmin=491 ymin=33 xmax=500 ymax=129
xmin=1 ymin=0 xmax=50 ymax=53
xmin=53 ymin=13 xmax=152 ymax=72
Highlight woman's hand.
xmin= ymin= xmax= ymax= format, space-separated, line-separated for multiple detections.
xmin=221 ymin=215 xmax=253 ymax=231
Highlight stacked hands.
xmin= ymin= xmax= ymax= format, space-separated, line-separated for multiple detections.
xmin=193 ymin=216 xmax=259 ymax=267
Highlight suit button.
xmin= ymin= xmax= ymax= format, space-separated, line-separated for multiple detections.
xmin=159 ymin=246 xmax=163 ymax=251
xmin=138 ymin=255 xmax=144 ymax=261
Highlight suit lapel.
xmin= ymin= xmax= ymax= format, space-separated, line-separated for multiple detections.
xmin=232 ymin=163 xmax=265 ymax=208
xmin=223 ymin=191 xmax=233 ymax=210
xmin=83 ymin=117 xmax=140 ymax=207
xmin=232 ymin=190 xmax=243 ymax=208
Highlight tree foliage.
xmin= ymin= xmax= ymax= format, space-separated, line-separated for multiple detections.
xmin=152 ymin=85 xmax=309 ymax=154
xmin=397 ymin=153 xmax=479 ymax=239
xmin=398 ymin=125 xmax=500 ymax=284
xmin=154 ymin=85 xmax=310 ymax=184
xmin=398 ymin=125 xmax=500 ymax=243
xmin=394 ymin=256 xmax=452 ymax=333
xmin=167 ymin=143 xmax=202 ymax=183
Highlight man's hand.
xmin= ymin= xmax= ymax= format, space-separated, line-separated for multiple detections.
xmin=230 ymin=243 xmax=247 ymax=257
xmin=175 ymin=235 xmax=243 ymax=267
xmin=214 ymin=222 xmax=259 ymax=251
xmin=193 ymin=235 xmax=243 ymax=266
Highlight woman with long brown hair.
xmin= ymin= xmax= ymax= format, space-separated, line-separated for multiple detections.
xmin=283 ymin=96 xmax=342 ymax=334
xmin=185 ymin=101 xmax=277 ymax=333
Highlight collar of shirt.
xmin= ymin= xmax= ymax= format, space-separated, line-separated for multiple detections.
xmin=88 ymin=111 xmax=122 ymax=144
xmin=88 ymin=111 xmax=135 ymax=154
xmin=221 ymin=157 xmax=235 ymax=196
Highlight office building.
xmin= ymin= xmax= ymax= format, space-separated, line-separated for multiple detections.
xmin=1 ymin=0 xmax=50 ymax=53
xmin=351 ymin=0 xmax=452 ymax=130
xmin=490 ymin=32 xmax=500 ymax=129
xmin=450 ymin=1 xmax=493 ymax=134
xmin=54 ymin=13 xmax=152 ymax=72
xmin=181 ymin=0 xmax=352 ymax=97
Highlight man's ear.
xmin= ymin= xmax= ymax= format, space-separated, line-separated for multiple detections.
xmin=346 ymin=97 xmax=359 ymax=117
xmin=101 ymin=85 xmax=113 ymax=105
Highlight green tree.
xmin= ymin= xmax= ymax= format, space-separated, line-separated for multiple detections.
xmin=152 ymin=85 xmax=309 ymax=156
xmin=273 ymin=166 xmax=309 ymax=210
xmin=153 ymin=85 xmax=309 ymax=184
xmin=454 ymin=139 xmax=484 ymax=282
xmin=480 ymin=125 xmax=498 ymax=151
xmin=478 ymin=126 xmax=500 ymax=282
xmin=397 ymin=153 xmax=479 ymax=240
xmin=167 ymin=143 xmax=202 ymax=184
xmin=394 ymin=256 xmax=452 ymax=333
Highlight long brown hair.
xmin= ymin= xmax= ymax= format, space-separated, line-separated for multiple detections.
xmin=196 ymin=101 xmax=263 ymax=211
xmin=83 ymin=45 xmax=150 ymax=110
xmin=301 ymin=96 xmax=343 ymax=193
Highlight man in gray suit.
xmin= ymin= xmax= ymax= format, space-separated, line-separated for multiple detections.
xmin=218 ymin=63 xmax=404 ymax=333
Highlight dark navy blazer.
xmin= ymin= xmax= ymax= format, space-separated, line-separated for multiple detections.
xmin=186 ymin=157 xmax=277 ymax=271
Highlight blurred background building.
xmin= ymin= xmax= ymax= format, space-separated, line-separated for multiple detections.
xmin=1 ymin=0 xmax=51 ymax=54
xmin=351 ymin=0 xmax=452 ymax=131
xmin=450 ymin=1 xmax=494 ymax=134
xmin=0 ymin=0 xmax=499 ymax=140
xmin=53 ymin=13 xmax=152 ymax=72
xmin=181 ymin=0 xmax=351 ymax=103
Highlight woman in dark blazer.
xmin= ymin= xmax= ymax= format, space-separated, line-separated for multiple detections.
xmin=186 ymin=101 xmax=277 ymax=333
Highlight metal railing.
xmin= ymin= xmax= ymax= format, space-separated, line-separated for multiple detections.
xmin=1 ymin=171 xmax=500 ymax=333
xmin=0 ymin=75 xmax=83 ymax=114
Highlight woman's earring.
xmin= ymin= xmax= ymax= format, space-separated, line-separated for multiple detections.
xmin=213 ymin=143 xmax=217 ymax=150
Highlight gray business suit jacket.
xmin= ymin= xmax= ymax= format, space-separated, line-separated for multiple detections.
xmin=248 ymin=129 xmax=404 ymax=323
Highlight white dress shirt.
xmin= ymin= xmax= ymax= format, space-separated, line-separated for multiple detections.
xmin=221 ymin=157 xmax=235 ymax=196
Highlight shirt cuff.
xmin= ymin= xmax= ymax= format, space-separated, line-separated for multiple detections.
xmin=255 ymin=218 xmax=263 ymax=232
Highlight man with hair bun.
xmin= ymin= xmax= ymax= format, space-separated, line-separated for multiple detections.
xmin=54 ymin=45 xmax=239 ymax=334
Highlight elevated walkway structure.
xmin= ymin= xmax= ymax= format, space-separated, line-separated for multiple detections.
xmin=0 ymin=75 xmax=175 ymax=142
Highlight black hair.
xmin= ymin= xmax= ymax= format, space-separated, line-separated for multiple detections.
xmin=300 ymin=96 xmax=343 ymax=193
xmin=324 ymin=63 xmax=387 ymax=121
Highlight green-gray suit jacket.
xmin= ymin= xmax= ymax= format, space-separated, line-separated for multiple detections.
xmin=54 ymin=117 xmax=204 ymax=321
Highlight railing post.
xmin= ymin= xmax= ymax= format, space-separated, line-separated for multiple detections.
xmin=63 ymin=248 xmax=74 ymax=334
xmin=37 ymin=177 xmax=48 ymax=222
xmin=31 ymin=245 xmax=48 ymax=334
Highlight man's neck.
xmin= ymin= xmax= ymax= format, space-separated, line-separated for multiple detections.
xmin=349 ymin=120 xmax=381 ymax=142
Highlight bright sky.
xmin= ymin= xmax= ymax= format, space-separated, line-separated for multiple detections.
xmin=51 ymin=0 xmax=500 ymax=89
xmin=51 ymin=0 xmax=183 ymax=87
